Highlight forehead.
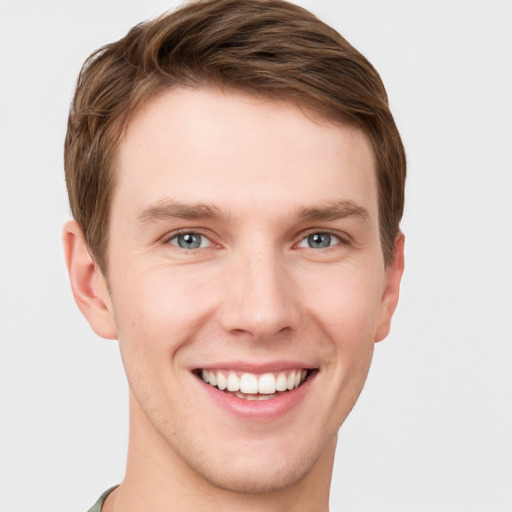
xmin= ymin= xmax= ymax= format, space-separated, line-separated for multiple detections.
xmin=113 ymin=87 xmax=378 ymax=223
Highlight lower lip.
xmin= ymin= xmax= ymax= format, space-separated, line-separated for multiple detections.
xmin=196 ymin=372 xmax=316 ymax=420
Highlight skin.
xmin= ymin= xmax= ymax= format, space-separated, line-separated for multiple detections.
xmin=64 ymin=87 xmax=404 ymax=512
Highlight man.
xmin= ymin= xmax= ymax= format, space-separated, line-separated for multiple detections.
xmin=63 ymin=0 xmax=406 ymax=510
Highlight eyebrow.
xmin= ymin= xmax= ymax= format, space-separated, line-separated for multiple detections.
xmin=137 ymin=198 xmax=370 ymax=226
xmin=297 ymin=200 xmax=370 ymax=224
xmin=137 ymin=199 xmax=227 ymax=225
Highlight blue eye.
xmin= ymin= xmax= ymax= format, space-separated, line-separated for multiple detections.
xmin=299 ymin=232 xmax=341 ymax=249
xmin=169 ymin=232 xmax=209 ymax=249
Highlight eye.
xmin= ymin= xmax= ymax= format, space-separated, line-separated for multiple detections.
xmin=298 ymin=232 xmax=341 ymax=249
xmin=168 ymin=232 xmax=211 ymax=250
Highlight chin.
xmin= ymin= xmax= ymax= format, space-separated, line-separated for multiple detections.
xmin=175 ymin=430 xmax=336 ymax=496
xmin=196 ymin=453 xmax=315 ymax=495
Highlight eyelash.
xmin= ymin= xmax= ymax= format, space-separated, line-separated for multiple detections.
xmin=166 ymin=230 xmax=214 ymax=250
xmin=295 ymin=230 xmax=345 ymax=249
xmin=165 ymin=229 xmax=349 ymax=251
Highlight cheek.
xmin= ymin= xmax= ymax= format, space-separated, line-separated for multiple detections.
xmin=296 ymin=265 xmax=383 ymax=431
xmin=300 ymin=261 xmax=384 ymax=402
xmin=110 ymin=266 xmax=219 ymax=416
xmin=111 ymin=265 xmax=217 ymax=364
xmin=301 ymin=262 xmax=384 ymax=343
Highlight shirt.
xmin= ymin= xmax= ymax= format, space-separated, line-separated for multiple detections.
xmin=86 ymin=487 xmax=118 ymax=512
xmin=86 ymin=486 xmax=337 ymax=511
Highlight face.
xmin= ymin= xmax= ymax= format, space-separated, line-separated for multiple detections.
xmin=85 ymin=88 xmax=403 ymax=493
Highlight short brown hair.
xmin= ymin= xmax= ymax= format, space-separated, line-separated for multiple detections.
xmin=64 ymin=0 xmax=406 ymax=272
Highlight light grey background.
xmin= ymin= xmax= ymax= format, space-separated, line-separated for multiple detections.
xmin=0 ymin=1 xmax=511 ymax=511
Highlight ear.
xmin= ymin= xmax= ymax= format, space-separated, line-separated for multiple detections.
xmin=62 ymin=220 xmax=117 ymax=340
xmin=375 ymin=232 xmax=405 ymax=342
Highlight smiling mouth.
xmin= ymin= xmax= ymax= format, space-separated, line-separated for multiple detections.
xmin=195 ymin=368 xmax=313 ymax=400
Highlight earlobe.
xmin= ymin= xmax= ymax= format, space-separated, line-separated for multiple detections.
xmin=375 ymin=232 xmax=405 ymax=343
xmin=62 ymin=220 xmax=117 ymax=340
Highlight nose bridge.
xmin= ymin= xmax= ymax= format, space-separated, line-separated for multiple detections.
xmin=220 ymin=241 xmax=298 ymax=339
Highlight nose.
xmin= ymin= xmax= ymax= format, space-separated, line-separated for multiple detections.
xmin=219 ymin=246 xmax=300 ymax=340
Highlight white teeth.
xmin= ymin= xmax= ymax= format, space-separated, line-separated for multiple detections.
xmin=258 ymin=373 xmax=277 ymax=394
xmin=227 ymin=372 xmax=240 ymax=392
xmin=286 ymin=372 xmax=295 ymax=390
xmin=240 ymin=373 xmax=259 ymax=394
xmin=276 ymin=372 xmax=287 ymax=392
xmin=216 ymin=371 xmax=227 ymax=390
xmin=200 ymin=368 xmax=309 ymax=395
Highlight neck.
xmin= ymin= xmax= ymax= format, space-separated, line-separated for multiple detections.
xmin=104 ymin=396 xmax=336 ymax=512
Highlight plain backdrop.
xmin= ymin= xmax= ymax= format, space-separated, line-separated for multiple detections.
xmin=0 ymin=1 xmax=511 ymax=511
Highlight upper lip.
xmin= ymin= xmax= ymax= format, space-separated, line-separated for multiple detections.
xmin=191 ymin=361 xmax=317 ymax=373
